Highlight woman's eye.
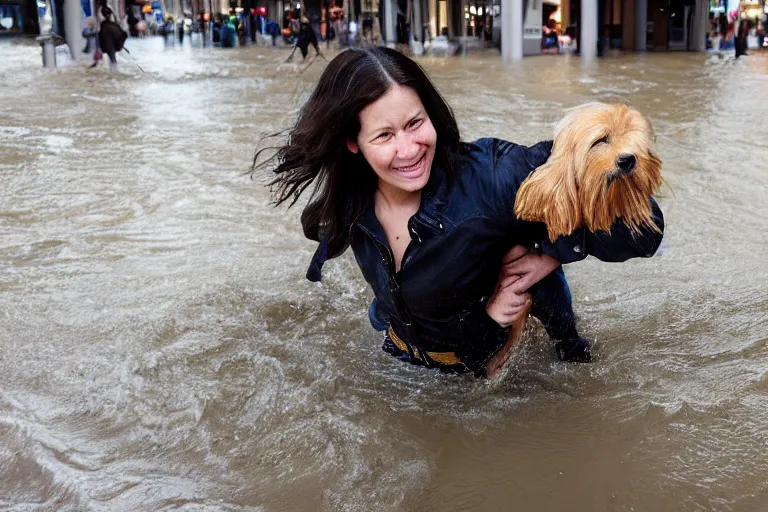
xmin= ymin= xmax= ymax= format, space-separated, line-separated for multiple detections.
xmin=409 ymin=119 xmax=423 ymax=130
xmin=591 ymin=135 xmax=609 ymax=148
xmin=374 ymin=132 xmax=392 ymax=142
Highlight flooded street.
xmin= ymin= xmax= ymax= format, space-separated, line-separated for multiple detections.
xmin=1 ymin=37 xmax=767 ymax=511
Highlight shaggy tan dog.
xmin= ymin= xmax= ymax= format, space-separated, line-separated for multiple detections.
xmin=487 ymin=103 xmax=663 ymax=378
xmin=515 ymin=102 xmax=663 ymax=240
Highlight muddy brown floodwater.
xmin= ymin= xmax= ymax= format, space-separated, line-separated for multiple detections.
xmin=1 ymin=37 xmax=767 ymax=511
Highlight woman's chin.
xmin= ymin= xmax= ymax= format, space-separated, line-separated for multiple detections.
xmin=394 ymin=169 xmax=430 ymax=192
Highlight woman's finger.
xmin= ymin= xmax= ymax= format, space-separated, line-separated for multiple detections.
xmin=509 ymin=275 xmax=534 ymax=295
xmin=499 ymin=273 xmax=522 ymax=290
xmin=502 ymin=292 xmax=528 ymax=308
xmin=502 ymin=245 xmax=529 ymax=264
xmin=506 ymin=256 xmax=535 ymax=275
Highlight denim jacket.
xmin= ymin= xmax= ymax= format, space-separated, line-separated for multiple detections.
xmin=310 ymin=138 xmax=664 ymax=357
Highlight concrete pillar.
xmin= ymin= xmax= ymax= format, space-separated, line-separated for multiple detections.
xmin=581 ymin=0 xmax=597 ymax=60
xmin=501 ymin=0 xmax=522 ymax=60
xmin=384 ymin=0 xmax=395 ymax=45
xmin=635 ymin=0 xmax=647 ymax=50
xmin=461 ymin=0 xmax=466 ymax=53
xmin=622 ymin=0 xmax=635 ymax=50
xmin=446 ymin=0 xmax=453 ymax=37
xmin=413 ymin=0 xmax=422 ymax=40
xmin=345 ymin=0 xmax=353 ymax=25
xmin=64 ymin=0 xmax=82 ymax=60
xmin=690 ymin=0 xmax=707 ymax=51
xmin=428 ymin=0 xmax=436 ymax=39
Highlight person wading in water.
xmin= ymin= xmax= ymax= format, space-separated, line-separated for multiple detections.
xmin=259 ymin=48 xmax=664 ymax=378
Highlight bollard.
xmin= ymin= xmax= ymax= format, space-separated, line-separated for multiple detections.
xmin=36 ymin=33 xmax=64 ymax=69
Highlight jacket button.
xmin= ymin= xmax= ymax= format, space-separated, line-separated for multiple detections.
xmin=573 ymin=245 xmax=581 ymax=253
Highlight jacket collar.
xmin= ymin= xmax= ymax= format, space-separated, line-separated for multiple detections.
xmin=354 ymin=165 xmax=449 ymax=243
xmin=308 ymin=166 xmax=449 ymax=282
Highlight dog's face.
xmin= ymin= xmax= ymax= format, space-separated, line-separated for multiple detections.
xmin=515 ymin=103 xmax=662 ymax=240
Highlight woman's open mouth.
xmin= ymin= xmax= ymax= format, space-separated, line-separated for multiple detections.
xmin=392 ymin=153 xmax=427 ymax=179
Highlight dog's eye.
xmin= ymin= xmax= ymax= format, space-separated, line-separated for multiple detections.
xmin=591 ymin=135 xmax=609 ymax=148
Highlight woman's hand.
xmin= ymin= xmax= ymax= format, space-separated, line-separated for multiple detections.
xmin=486 ymin=245 xmax=561 ymax=328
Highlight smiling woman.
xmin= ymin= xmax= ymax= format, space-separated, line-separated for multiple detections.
xmin=257 ymin=47 xmax=664 ymax=378
xmin=346 ymin=84 xmax=437 ymax=271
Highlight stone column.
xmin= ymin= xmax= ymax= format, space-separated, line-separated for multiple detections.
xmin=445 ymin=0 xmax=453 ymax=37
xmin=461 ymin=0 xmax=466 ymax=53
xmin=384 ymin=0 xmax=395 ymax=45
xmin=635 ymin=0 xmax=647 ymax=51
xmin=501 ymin=0 xmax=522 ymax=60
xmin=413 ymin=0 xmax=422 ymax=41
xmin=622 ymin=0 xmax=635 ymax=50
xmin=64 ymin=0 xmax=82 ymax=60
xmin=690 ymin=0 xmax=707 ymax=51
xmin=581 ymin=0 xmax=597 ymax=60
xmin=428 ymin=0 xmax=436 ymax=39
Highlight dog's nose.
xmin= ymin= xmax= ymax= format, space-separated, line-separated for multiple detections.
xmin=616 ymin=154 xmax=636 ymax=173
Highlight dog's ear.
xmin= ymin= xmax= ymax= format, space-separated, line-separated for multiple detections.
xmin=514 ymin=150 xmax=582 ymax=241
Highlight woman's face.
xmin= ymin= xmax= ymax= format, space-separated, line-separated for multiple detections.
xmin=348 ymin=84 xmax=437 ymax=196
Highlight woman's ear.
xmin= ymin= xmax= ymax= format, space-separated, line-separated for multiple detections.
xmin=346 ymin=139 xmax=359 ymax=154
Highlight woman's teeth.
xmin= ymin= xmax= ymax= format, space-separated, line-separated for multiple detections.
xmin=395 ymin=155 xmax=423 ymax=172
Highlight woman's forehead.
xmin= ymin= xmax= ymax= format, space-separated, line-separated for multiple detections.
xmin=359 ymin=85 xmax=424 ymax=129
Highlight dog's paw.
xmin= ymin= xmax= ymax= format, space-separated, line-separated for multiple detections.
xmin=554 ymin=337 xmax=592 ymax=363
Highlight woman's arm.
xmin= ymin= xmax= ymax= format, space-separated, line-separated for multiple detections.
xmin=539 ymin=197 xmax=664 ymax=264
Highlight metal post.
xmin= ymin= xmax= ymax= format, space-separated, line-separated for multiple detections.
xmin=38 ymin=35 xmax=58 ymax=67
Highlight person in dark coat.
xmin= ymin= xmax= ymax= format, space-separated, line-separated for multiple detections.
xmin=219 ymin=17 xmax=235 ymax=47
xmin=98 ymin=7 xmax=127 ymax=71
xmin=295 ymin=17 xmax=320 ymax=59
xmin=735 ymin=19 xmax=749 ymax=58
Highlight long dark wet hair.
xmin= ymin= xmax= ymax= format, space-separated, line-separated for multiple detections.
xmin=257 ymin=47 xmax=465 ymax=261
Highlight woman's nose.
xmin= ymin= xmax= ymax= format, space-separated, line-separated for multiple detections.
xmin=395 ymin=133 xmax=419 ymax=160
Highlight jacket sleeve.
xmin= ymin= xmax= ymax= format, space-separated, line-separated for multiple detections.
xmin=486 ymin=137 xmax=665 ymax=264
xmin=539 ymin=197 xmax=665 ymax=263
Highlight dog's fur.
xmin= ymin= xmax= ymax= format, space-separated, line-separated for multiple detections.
xmin=515 ymin=102 xmax=663 ymax=240
xmin=488 ymin=103 xmax=662 ymax=378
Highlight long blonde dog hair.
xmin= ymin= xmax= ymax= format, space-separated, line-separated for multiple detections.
xmin=515 ymin=103 xmax=662 ymax=241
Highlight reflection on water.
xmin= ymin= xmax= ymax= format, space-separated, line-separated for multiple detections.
xmin=1 ymin=37 xmax=768 ymax=511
